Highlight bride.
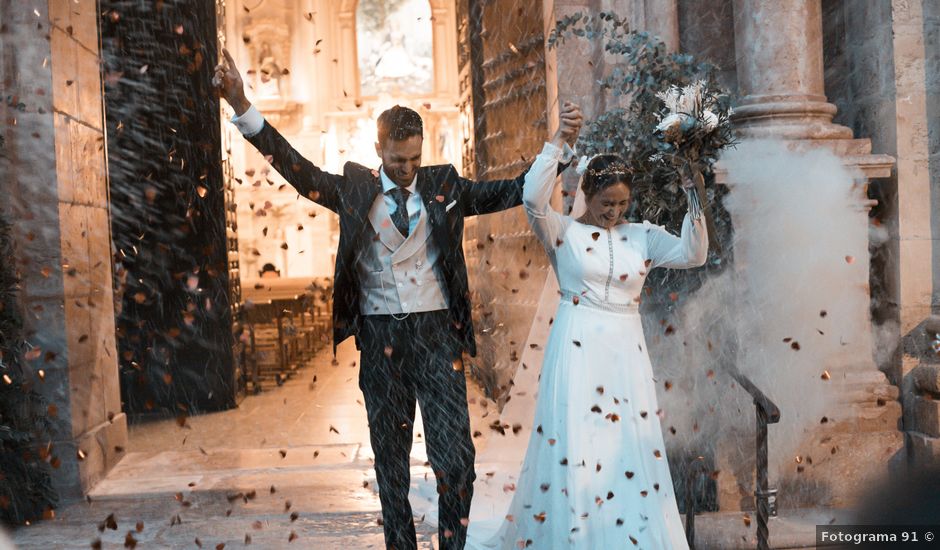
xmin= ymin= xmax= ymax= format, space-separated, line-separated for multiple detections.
xmin=459 ymin=102 xmax=707 ymax=549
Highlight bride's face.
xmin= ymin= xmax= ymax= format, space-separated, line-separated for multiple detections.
xmin=584 ymin=182 xmax=632 ymax=228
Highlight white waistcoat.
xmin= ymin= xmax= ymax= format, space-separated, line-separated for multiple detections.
xmin=355 ymin=193 xmax=449 ymax=315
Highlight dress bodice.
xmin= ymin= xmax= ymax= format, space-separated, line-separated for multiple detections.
xmin=521 ymin=142 xmax=708 ymax=306
xmin=553 ymin=220 xmax=651 ymax=307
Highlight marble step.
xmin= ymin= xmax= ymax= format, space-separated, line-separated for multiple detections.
xmin=906 ymin=430 xmax=940 ymax=467
xmin=904 ymin=393 xmax=940 ymax=437
xmin=911 ymin=363 xmax=940 ymax=396
xmin=813 ymin=399 xmax=903 ymax=434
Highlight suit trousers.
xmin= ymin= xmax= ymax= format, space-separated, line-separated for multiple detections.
xmin=359 ymin=310 xmax=476 ymax=550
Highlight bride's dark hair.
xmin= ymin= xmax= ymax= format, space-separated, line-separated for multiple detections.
xmin=582 ymin=154 xmax=633 ymax=198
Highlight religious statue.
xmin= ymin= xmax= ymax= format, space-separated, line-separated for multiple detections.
xmin=256 ymin=41 xmax=283 ymax=99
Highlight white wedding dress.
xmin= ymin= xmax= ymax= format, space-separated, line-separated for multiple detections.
xmin=408 ymin=143 xmax=707 ymax=549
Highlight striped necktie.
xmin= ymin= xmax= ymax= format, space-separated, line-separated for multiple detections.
xmin=389 ymin=187 xmax=410 ymax=238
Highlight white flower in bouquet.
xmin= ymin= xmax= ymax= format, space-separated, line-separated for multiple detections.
xmin=656 ymin=81 xmax=708 ymax=117
xmin=655 ymin=112 xmax=684 ymax=133
xmin=656 ymin=85 xmax=684 ymax=114
xmin=680 ymin=80 xmax=706 ymax=112
xmin=655 ymin=80 xmax=723 ymax=143
xmin=702 ymin=110 xmax=719 ymax=131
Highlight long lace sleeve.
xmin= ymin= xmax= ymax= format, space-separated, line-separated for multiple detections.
xmin=523 ymin=142 xmax=574 ymax=253
xmin=646 ymin=187 xmax=708 ymax=269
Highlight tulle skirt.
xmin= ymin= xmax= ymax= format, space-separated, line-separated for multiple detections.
xmin=464 ymin=298 xmax=689 ymax=549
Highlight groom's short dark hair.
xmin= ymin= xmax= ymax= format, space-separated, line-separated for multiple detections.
xmin=377 ymin=105 xmax=423 ymax=145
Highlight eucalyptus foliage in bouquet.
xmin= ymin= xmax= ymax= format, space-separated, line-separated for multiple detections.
xmin=549 ymin=11 xmax=736 ymax=254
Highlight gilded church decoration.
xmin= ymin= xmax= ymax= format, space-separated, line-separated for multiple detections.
xmin=356 ymin=0 xmax=434 ymax=96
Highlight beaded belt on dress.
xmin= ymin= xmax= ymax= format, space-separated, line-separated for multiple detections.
xmin=559 ymin=290 xmax=639 ymax=314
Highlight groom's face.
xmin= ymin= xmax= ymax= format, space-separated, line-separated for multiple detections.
xmin=376 ymin=135 xmax=423 ymax=187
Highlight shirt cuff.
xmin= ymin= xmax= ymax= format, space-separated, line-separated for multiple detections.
xmin=540 ymin=141 xmax=568 ymax=160
xmin=560 ymin=142 xmax=577 ymax=164
xmin=231 ymin=105 xmax=264 ymax=137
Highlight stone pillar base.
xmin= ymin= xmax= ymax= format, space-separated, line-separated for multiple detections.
xmin=904 ymin=320 xmax=940 ymax=469
xmin=53 ymin=413 xmax=129 ymax=500
xmin=715 ymin=371 xmax=904 ymax=511
xmin=715 ymin=138 xmax=894 ymax=184
xmin=733 ymin=96 xmax=855 ymax=141
xmin=787 ymin=370 xmax=903 ymax=507
xmin=777 ymin=430 xmax=904 ymax=508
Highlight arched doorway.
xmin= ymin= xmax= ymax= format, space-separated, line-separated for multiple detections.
xmin=221 ymin=0 xmax=462 ymax=289
xmin=329 ymin=0 xmax=462 ymax=174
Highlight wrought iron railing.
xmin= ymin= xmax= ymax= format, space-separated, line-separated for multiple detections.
xmin=685 ymin=366 xmax=780 ymax=550
xmin=684 ymin=455 xmax=708 ymax=547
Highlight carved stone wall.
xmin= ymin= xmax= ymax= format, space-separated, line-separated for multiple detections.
xmin=677 ymin=0 xmax=738 ymax=94
xmin=461 ymin=0 xmax=550 ymax=400
xmin=822 ymin=0 xmax=940 ymax=469
xmin=0 ymin=0 xmax=126 ymax=498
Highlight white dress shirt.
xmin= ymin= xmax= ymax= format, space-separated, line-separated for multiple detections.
xmin=380 ymin=169 xmax=422 ymax=236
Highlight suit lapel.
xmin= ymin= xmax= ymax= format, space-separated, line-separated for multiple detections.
xmin=351 ymin=165 xmax=454 ymax=260
xmin=418 ymin=167 xmax=452 ymax=249
xmin=368 ymin=193 xmax=405 ymax=250
xmin=416 ymin=168 xmax=434 ymax=204
xmin=343 ymin=162 xmax=383 ymax=228
xmin=391 ymin=204 xmax=431 ymax=262
xmin=365 ymin=168 xmax=438 ymax=259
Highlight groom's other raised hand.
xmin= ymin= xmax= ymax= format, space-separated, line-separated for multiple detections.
xmin=213 ymin=48 xmax=252 ymax=116
xmin=553 ymin=101 xmax=583 ymax=148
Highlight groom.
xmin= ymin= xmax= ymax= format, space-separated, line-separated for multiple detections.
xmin=214 ymin=49 xmax=582 ymax=549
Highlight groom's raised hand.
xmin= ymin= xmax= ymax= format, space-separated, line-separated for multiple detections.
xmin=213 ymin=48 xmax=252 ymax=116
xmin=553 ymin=101 xmax=583 ymax=148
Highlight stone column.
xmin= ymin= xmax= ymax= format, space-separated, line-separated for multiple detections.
xmin=0 ymin=0 xmax=127 ymax=499
xmin=731 ymin=0 xmax=852 ymax=140
xmin=884 ymin=0 xmax=938 ymax=472
xmin=633 ymin=0 xmax=679 ymax=52
xmin=711 ymin=0 xmax=901 ymax=510
xmin=431 ymin=0 xmax=460 ymax=98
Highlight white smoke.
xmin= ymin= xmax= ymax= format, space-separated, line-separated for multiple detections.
xmin=654 ymin=139 xmax=881 ymax=504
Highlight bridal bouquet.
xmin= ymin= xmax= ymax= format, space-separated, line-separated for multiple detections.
xmin=652 ymin=80 xmax=734 ymax=189
xmin=550 ymin=10 xmax=737 ymax=257
xmin=651 ymin=80 xmax=735 ymax=251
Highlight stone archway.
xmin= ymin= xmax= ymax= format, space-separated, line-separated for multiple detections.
xmin=297 ymin=0 xmax=465 ymax=176
xmin=337 ymin=0 xmax=458 ymax=100
xmin=1 ymin=0 xmax=245 ymax=502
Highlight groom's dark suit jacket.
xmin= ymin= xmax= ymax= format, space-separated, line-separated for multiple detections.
xmin=246 ymin=122 xmax=563 ymax=357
